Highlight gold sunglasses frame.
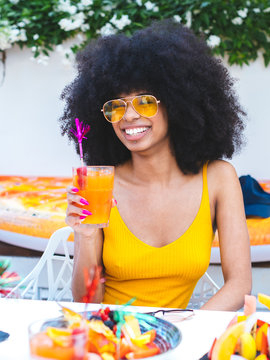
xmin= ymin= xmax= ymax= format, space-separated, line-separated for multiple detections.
xmin=101 ymin=94 xmax=160 ymax=123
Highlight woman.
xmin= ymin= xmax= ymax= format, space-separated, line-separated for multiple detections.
xmin=60 ymin=19 xmax=252 ymax=310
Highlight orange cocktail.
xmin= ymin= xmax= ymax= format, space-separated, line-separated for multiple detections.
xmin=73 ymin=166 xmax=114 ymax=227
xmin=29 ymin=319 xmax=87 ymax=360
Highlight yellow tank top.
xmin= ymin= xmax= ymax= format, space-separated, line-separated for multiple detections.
xmin=103 ymin=163 xmax=214 ymax=308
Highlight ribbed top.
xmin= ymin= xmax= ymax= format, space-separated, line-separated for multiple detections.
xmin=103 ymin=163 xmax=214 ymax=308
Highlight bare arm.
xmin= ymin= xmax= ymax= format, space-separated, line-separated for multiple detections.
xmin=201 ymin=161 xmax=252 ymax=311
xmin=65 ymin=186 xmax=105 ymax=303
xmin=72 ymin=229 xmax=104 ymax=302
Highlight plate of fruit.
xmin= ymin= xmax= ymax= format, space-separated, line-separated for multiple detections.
xmin=29 ymin=306 xmax=181 ymax=360
xmin=201 ymin=293 xmax=270 ymax=360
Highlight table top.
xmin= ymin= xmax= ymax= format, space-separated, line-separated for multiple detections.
xmin=0 ymin=298 xmax=269 ymax=360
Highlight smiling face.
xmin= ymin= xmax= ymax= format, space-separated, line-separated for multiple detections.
xmin=109 ymin=92 xmax=170 ymax=155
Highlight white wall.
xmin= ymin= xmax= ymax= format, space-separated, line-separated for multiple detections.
xmin=0 ymin=46 xmax=269 ymax=179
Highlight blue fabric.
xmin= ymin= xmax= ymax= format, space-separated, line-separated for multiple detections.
xmin=239 ymin=175 xmax=270 ymax=218
xmin=0 ymin=330 xmax=9 ymax=342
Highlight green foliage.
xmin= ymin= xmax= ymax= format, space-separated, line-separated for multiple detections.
xmin=0 ymin=0 xmax=270 ymax=66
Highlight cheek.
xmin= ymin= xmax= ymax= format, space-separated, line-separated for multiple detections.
xmin=112 ymin=123 xmax=122 ymax=139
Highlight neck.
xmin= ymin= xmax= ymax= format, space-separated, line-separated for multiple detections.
xmin=129 ymin=147 xmax=183 ymax=186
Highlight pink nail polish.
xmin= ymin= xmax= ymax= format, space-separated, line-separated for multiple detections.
xmin=72 ymin=187 xmax=79 ymax=192
xmin=82 ymin=209 xmax=92 ymax=215
xmin=115 ymin=199 xmax=117 ymax=205
xmin=80 ymin=216 xmax=86 ymax=220
xmin=80 ymin=198 xmax=89 ymax=205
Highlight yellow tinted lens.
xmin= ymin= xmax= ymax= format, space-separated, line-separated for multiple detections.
xmin=103 ymin=100 xmax=126 ymax=122
xmin=132 ymin=95 xmax=158 ymax=117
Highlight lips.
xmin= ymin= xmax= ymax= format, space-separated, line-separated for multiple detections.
xmin=121 ymin=126 xmax=151 ymax=141
xmin=124 ymin=127 xmax=150 ymax=135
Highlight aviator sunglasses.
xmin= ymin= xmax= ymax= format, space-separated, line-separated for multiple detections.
xmin=101 ymin=94 xmax=160 ymax=123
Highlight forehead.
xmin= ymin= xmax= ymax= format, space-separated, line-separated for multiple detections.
xmin=117 ymin=91 xmax=148 ymax=100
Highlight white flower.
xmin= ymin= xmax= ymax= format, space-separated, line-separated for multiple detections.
xmin=237 ymin=8 xmax=248 ymax=18
xmin=103 ymin=5 xmax=114 ymax=11
xmin=207 ymin=35 xmax=221 ymax=48
xmin=59 ymin=12 xmax=85 ymax=31
xmin=59 ymin=18 xmax=73 ymax=31
xmin=264 ymin=7 xmax=270 ymax=13
xmin=0 ymin=30 xmax=12 ymax=50
xmin=81 ymin=23 xmax=90 ymax=32
xmin=18 ymin=21 xmax=25 ymax=28
xmin=9 ymin=0 xmax=19 ymax=4
xmin=153 ymin=6 xmax=159 ymax=12
xmin=56 ymin=0 xmax=77 ymax=15
xmin=88 ymin=10 xmax=94 ymax=16
xmin=33 ymin=34 xmax=39 ymax=40
xmin=98 ymin=23 xmax=117 ymax=37
xmin=145 ymin=1 xmax=156 ymax=11
xmin=17 ymin=28 xmax=27 ymax=41
xmin=136 ymin=0 xmax=142 ymax=6
xmin=173 ymin=15 xmax=181 ymax=23
xmin=193 ymin=9 xmax=200 ymax=15
xmin=100 ymin=12 xmax=105 ymax=17
xmin=31 ymin=46 xmax=37 ymax=52
xmin=246 ymin=1 xmax=251 ymax=5
xmin=185 ymin=10 xmax=192 ymax=27
xmin=67 ymin=5 xmax=77 ymax=15
xmin=253 ymin=8 xmax=260 ymax=13
xmin=232 ymin=17 xmax=243 ymax=25
xmin=110 ymin=14 xmax=131 ymax=30
xmin=81 ymin=0 xmax=93 ymax=6
xmin=22 ymin=18 xmax=30 ymax=25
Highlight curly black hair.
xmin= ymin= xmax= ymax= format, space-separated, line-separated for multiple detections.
xmin=59 ymin=19 xmax=246 ymax=174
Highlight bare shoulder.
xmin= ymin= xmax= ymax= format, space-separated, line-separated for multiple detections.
xmin=207 ymin=160 xmax=241 ymax=199
xmin=208 ymin=160 xmax=239 ymax=183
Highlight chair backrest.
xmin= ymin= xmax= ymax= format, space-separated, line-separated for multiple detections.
xmin=188 ymin=272 xmax=220 ymax=309
xmin=7 ymin=227 xmax=74 ymax=301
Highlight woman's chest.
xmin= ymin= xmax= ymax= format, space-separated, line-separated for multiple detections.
xmin=113 ymin=182 xmax=212 ymax=247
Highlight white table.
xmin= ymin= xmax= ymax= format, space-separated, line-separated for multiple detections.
xmin=0 ymin=298 xmax=269 ymax=360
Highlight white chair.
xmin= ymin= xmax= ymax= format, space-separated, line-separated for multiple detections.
xmin=188 ymin=272 xmax=220 ymax=309
xmin=7 ymin=226 xmax=74 ymax=301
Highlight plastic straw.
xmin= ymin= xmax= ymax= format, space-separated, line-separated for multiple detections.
xmin=70 ymin=118 xmax=90 ymax=167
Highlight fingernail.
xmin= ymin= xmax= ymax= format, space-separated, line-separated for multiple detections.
xmin=80 ymin=216 xmax=86 ymax=220
xmin=72 ymin=187 xmax=79 ymax=192
xmin=82 ymin=209 xmax=92 ymax=215
xmin=80 ymin=198 xmax=89 ymax=205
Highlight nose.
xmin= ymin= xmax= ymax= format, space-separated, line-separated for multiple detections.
xmin=123 ymin=101 xmax=140 ymax=122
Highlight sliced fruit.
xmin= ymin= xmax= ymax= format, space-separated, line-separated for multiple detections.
xmin=239 ymin=332 xmax=256 ymax=360
xmin=256 ymin=323 xmax=268 ymax=351
xmin=258 ymin=293 xmax=270 ymax=310
xmin=46 ymin=327 xmax=72 ymax=347
xmin=211 ymin=321 xmax=245 ymax=360
xmin=125 ymin=342 xmax=160 ymax=359
xmin=101 ymin=352 xmax=115 ymax=360
xmin=131 ymin=330 xmax=156 ymax=347
xmin=123 ymin=315 xmax=141 ymax=339
xmin=254 ymin=355 xmax=268 ymax=360
xmin=244 ymin=295 xmax=257 ymax=317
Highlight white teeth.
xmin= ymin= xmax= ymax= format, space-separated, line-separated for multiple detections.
xmin=125 ymin=127 xmax=149 ymax=135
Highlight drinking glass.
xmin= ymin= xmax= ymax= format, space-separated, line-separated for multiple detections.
xmin=72 ymin=166 xmax=114 ymax=228
xmin=29 ymin=317 xmax=87 ymax=360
